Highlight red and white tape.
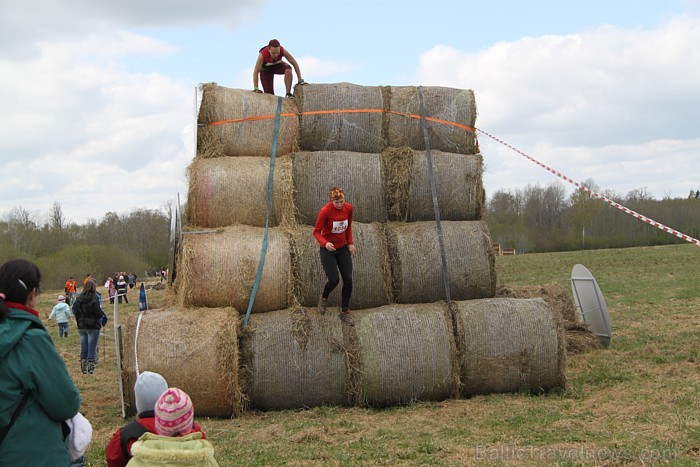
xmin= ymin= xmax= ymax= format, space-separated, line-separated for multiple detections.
xmin=477 ymin=128 xmax=700 ymax=247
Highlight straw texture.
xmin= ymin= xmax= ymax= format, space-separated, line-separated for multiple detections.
xmin=293 ymin=151 xmax=387 ymax=224
xmin=387 ymin=86 xmax=477 ymax=154
xmin=197 ymin=83 xmax=298 ymax=158
xmin=349 ymin=303 xmax=459 ymax=407
xmin=186 ymin=155 xmax=294 ymax=228
xmin=453 ymin=298 xmax=567 ymax=395
xmin=240 ymin=308 xmax=347 ymax=410
xmin=121 ymin=306 xmax=243 ymax=417
xmin=296 ymin=83 xmax=386 ymax=153
xmin=178 ymin=225 xmax=290 ymax=312
xmin=386 ymin=221 xmax=496 ymax=303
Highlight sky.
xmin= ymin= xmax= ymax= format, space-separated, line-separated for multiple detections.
xmin=2 ymin=0 xmax=700 ymax=224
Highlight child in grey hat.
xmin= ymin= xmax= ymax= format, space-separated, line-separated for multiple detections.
xmin=104 ymin=371 xmax=168 ymax=466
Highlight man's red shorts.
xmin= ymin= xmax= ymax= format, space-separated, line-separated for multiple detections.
xmin=261 ymin=62 xmax=291 ymax=94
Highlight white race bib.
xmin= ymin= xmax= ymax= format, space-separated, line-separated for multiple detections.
xmin=331 ymin=220 xmax=348 ymax=234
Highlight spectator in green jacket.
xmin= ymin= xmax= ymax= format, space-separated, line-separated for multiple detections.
xmin=0 ymin=259 xmax=82 ymax=466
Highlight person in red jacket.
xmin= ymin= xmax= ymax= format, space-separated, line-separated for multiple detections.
xmin=252 ymin=39 xmax=306 ymax=97
xmin=313 ymin=187 xmax=356 ymax=314
xmin=104 ymin=371 xmax=206 ymax=466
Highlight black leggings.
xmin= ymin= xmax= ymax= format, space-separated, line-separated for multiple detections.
xmin=320 ymin=246 xmax=353 ymax=310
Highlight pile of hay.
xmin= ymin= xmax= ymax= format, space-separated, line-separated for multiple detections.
xmin=197 ymin=83 xmax=298 ymax=158
xmin=290 ymin=223 xmax=392 ymax=309
xmin=348 ymin=303 xmax=459 ymax=407
xmin=453 ymin=298 xmax=566 ymax=395
xmin=296 ymin=83 xmax=386 ymax=153
xmin=240 ymin=308 xmax=348 ymax=410
xmin=186 ymin=155 xmax=294 ymax=228
xmin=165 ymin=80 xmax=575 ymax=412
xmin=386 ymin=221 xmax=496 ymax=303
xmin=177 ymin=225 xmax=291 ymax=312
xmin=121 ymin=306 xmax=243 ymax=417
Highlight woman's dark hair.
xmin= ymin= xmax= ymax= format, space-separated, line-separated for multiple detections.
xmin=81 ymin=279 xmax=97 ymax=297
xmin=0 ymin=259 xmax=42 ymax=321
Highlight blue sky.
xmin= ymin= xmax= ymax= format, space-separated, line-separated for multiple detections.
xmin=2 ymin=0 xmax=700 ymax=224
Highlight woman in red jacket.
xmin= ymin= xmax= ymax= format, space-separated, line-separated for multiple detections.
xmin=313 ymin=187 xmax=356 ymax=314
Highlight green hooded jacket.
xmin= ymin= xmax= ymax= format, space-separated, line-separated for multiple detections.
xmin=127 ymin=432 xmax=220 ymax=467
xmin=0 ymin=306 xmax=82 ymax=466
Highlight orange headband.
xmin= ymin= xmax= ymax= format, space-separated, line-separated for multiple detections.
xmin=329 ymin=188 xmax=345 ymax=200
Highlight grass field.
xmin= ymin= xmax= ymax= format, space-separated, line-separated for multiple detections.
xmin=35 ymin=244 xmax=699 ymax=465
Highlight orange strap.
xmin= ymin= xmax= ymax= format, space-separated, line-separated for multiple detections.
xmin=206 ymin=108 xmax=475 ymax=133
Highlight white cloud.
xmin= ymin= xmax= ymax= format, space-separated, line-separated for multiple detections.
xmin=0 ymin=31 xmax=194 ymax=223
xmin=0 ymin=1 xmax=266 ymax=58
xmin=415 ymin=15 xmax=700 ymax=200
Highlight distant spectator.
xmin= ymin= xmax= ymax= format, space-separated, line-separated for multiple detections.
xmin=73 ymin=280 xmax=105 ymax=374
xmin=83 ymin=273 xmax=92 ymax=285
xmin=105 ymin=276 xmax=117 ymax=304
xmin=48 ymin=294 xmax=73 ymax=338
xmin=128 ymin=272 xmax=137 ymax=289
xmin=116 ymin=275 xmax=129 ymax=304
xmin=65 ymin=276 xmax=78 ymax=306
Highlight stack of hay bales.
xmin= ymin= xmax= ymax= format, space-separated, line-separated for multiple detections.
xmin=120 ymin=82 xmax=567 ymax=415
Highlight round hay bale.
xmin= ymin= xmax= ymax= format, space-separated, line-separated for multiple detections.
xmin=178 ymin=225 xmax=291 ymax=312
xmin=293 ymin=151 xmax=387 ymax=224
xmin=240 ymin=308 xmax=347 ymax=410
xmin=186 ymin=156 xmax=294 ymax=228
xmin=495 ymin=284 xmax=600 ymax=354
xmin=296 ymin=83 xmax=386 ymax=153
xmin=350 ymin=303 xmax=459 ymax=407
xmin=406 ymin=151 xmax=484 ymax=221
xmin=453 ymin=298 xmax=567 ymax=395
xmin=387 ymin=86 xmax=477 ymax=154
xmin=290 ymin=223 xmax=392 ymax=309
xmin=120 ymin=306 xmax=242 ymax=417
xmin=386 ymin=221 xmax=496 ymax=303
xmin=197 ymin=83 xmax=298 ymax=158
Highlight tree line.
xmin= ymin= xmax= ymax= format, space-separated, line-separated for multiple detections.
xmin=485 ymin=179 xmax=700 ymax=253
xmin=4 ymin=179 xmax=697 ymax=290
xmin=0 ymin=202 xmax=171 ymax=290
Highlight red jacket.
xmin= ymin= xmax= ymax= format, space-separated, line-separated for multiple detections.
xmin=313 ymin=202 xmax=354 ymax=249
xmin=105 ymin=414 xmax=206 ymax=467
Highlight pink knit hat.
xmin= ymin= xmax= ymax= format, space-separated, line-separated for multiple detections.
xmin=154 ymin=388 xmax=194 ymax=437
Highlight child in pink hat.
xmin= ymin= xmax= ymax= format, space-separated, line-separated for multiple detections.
xmin=155 ymin=388 xmax=196 ymax=436
xmin=126 ymin=388 xmax=218 ymax=466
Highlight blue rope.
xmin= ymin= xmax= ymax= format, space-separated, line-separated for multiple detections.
xmin=417 ymin=86 xmax=452 ymax=304
xmin=242 ymin=96 xmax=283 ymax=329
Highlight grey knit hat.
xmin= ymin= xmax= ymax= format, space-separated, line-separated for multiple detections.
xmin=134 ymin=371 xmax=168 ymax=414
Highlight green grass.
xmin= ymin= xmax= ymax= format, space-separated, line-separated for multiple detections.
xmin=33 ymin=245 xmax=700 ymax=465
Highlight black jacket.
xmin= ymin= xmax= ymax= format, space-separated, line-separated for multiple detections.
xmin=72 ymin=293 xmax=103 ymax=330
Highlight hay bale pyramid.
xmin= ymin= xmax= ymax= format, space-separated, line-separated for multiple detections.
xmin=120 ymin=82 xmax=567 ymax=416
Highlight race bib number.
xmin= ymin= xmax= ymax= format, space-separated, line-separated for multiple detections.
xmin=331 ymin=220 xmax=348 ymax=234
